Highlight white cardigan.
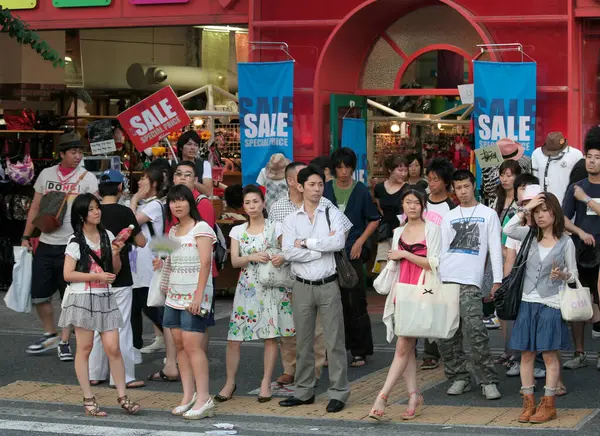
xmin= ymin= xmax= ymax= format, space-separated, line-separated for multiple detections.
xmin=381 ymin=222 xmax=441 ymax=343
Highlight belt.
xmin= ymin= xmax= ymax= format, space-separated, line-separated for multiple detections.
xmin=295 ymin=274 xmax=337 ymax=286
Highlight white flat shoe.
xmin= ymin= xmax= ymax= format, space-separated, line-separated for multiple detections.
xmin=183 ymin=397 xmax=216 ymax=420
xmin=172 ymin=393 xmax=197 ymax=416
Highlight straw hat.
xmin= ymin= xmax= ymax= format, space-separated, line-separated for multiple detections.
xmin=265 ymin=153 xmax=290 ymax=180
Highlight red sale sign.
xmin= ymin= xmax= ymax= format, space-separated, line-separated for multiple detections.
xmin=117 ymin=86 xmax=190 ymax=152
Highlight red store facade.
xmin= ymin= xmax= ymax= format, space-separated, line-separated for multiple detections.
xmin=4 ymin=0 xmax=600 ymax=161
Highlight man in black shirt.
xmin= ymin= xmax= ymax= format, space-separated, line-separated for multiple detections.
xmin=88 ymin=169 xmax=147 ymax=387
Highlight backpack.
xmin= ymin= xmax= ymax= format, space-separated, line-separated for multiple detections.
xmin=196 ymin=195 xmax=228 ymax=271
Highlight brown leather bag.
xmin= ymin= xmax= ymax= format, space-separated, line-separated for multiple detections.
xmin=33 ymin=171 xmax=88 ymax=234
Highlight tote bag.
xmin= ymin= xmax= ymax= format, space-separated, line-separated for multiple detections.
xmin=258 ymin=221 xmax=295 ymax=289
xmin=560 ymin=279 xmax=593 ymax=322
xmin=147 ymin=267 xmax=166 ymax=307
xmin=4 ymin=247 xmax=32 ymax=313
xmin=393 ymin=270 xmax=460 ymax=339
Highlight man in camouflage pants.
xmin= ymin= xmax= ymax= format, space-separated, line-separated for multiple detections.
xmin=437 ymin=170 xmax=501 ymax=400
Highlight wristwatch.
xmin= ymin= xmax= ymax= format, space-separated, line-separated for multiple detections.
xmin=584 ymin=196 xmax=592 ymax=205
xmin=300 ymin=239 xmax=307 ymax=248
xmin=516 ymin=206 xmax=529 ymax=215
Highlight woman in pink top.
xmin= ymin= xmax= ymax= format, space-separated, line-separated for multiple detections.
xmin=369 ymin=189 xmax=441 ymax=421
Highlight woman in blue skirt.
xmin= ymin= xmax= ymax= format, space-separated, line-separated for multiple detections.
xmin=504 ymin=189 xmax=577 ymax=424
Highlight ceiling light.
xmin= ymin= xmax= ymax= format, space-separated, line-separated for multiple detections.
xmin=64 ymin=56 xmax=72 ymax=62
xmin=193 ymin=119 xmax=204 ymax=127
xmin=390 ymin=123 xmax=400 ymax=133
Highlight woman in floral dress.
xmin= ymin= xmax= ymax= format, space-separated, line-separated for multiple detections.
xmin=215 ymin=185 xmax=295 ymax=403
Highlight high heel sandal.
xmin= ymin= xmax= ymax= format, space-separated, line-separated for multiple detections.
xmin=214 ymin=384 xmax=237 ymax=403
xmin=402 ymin=391 xmax=424 ymax=420
xmin=368 ymin=392 xmax=388 ymax=421
xmin=118 ymin=395 xmax=141 ymax=415
xmin=83 ymin=396 xmax=106 ymax=417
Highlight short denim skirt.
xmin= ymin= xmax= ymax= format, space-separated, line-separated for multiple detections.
xmin=509 ymin=301 xmax=571 ymax=352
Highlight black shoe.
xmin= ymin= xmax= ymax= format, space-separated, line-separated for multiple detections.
xmin=326 ymin=399 xmax=345 ymax=413
xmin=279 ymin=395 xmax=315 ymax=407
xmin=214 ymin=384 xmax=237 ymax=403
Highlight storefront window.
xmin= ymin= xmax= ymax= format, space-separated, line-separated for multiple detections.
xmin=400 ymin=49 xmax=470 ymax=89
xmin=582 ymin=19 xmax=600 ymax=138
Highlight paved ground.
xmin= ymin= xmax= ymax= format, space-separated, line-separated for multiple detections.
xmin=1 ymin=292 xmax=600 ymax=435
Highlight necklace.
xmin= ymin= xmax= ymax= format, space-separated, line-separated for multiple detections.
xmin=459 ymin=203 xmax=479 ymax=223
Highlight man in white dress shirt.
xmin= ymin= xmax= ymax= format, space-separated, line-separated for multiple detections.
xmin=279 ymin=165 xmax=351 ymax=413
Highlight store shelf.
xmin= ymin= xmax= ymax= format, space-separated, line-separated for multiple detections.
xmin=0 ymin=130 xmax=63 ymax=134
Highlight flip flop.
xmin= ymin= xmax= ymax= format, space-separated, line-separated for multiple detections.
xmin=109 ymin=380 xmax=146 ymax=389
xmin=147 ymin=370 xmax=180 ymax=382
xmin=350 ymin=356 xmax=367 ymax=367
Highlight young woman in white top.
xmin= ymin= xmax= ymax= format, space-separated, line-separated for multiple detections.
xmin=155 ymin=185 xmax=216 ymax=419
xmin=60 ymin=193 xmax=140 ymax=417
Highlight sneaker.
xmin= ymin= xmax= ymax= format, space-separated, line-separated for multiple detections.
xmin=134 ymin=348 xmax=143 ymax=365
xmin=506 ymin=361 xmax=520 ymax=377
xmin=421 ymin=358 xmax=440 ymax=370
xmin=57 ymin=341 xmax=74 ymax=362
xmin=26 ymin=333 xmax=60 ymax=355
xmin=534 ymin=368 xmax=546 ymax=379
xmin=483 ymin=316 xmax=501 ymax=330
xmin=447 ymin=380 xmax=472 ymax=395
xmin=482 ymin=384 xmax=501 ymax=400
xmin=140 ymin=336 xmax=165 ymax=354
xmin=563 ymin=352 xmax=588 ymax=369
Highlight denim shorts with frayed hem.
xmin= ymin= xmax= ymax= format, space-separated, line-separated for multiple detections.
xmin=162 ymin=305 xmax=214 ymax=333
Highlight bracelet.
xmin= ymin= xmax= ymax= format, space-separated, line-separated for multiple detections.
xmin=585 ymin=196 xmax=592 ymax=205
xmin=21 ymin=236 xmax=31 ymax=241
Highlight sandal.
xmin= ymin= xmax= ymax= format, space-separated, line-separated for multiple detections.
xmin=556 ymin=385 xmax=568 ymax=397
xmin=402 ymin=391 xmax=424 ymax=420
xmin=83 ymin=396 xmax=106 ymax=417
xmin=368 ymin=392 xmax=388 ymax=421
xmin=110 ymin=380 xmax=146 ymax=389
xmin=118 ymin=395 xmax=141 ymax=415
xmin=147 ymin=370 xmax=180 ymax=382
xmin=350 ymin=356 xmax=367 ymax=367
xmin=494 ymin=353 xmax=512 ymax=366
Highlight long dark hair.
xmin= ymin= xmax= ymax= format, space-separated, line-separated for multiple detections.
xmin=242 ymin=184 xmax=268 ymax=219
xmin=144 ymin=166 xmax=169 ymax=198
xmin=166 ymin=185 xmax=203 ymax=224
xmin=532 ymin=192 xmax=565 ymax=241
xmin=401 ymin=188 xmax=426 ymax=221
xmin=70 ymin=193 xmax=112 ymax=273
xmin=494 ymin=160 xmax=521 ymax=217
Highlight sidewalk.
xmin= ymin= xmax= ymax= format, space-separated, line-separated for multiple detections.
xmin=1 ymin=292 xmax=599 ymax=430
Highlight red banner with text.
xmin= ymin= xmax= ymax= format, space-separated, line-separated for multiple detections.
xmin=117 ymin=86 xmax=190 ymax=152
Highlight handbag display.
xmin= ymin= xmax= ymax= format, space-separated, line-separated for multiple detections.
xmin=494 ymin=229 xmax=535 ymax=321
xmin=32 ymin=171 xmax=88 ymax=234
xmin=5 ymin=141 xmax=34 ymax=186
xmin=325 ymin=207 xmax=358 ymax=289
xmin=393 ymin=270 xmax=460 ymax=339
xmin=560 ymin=278 xmax=593 ymax=322
xmin=258 ymin=221 xmax=295 ymax=289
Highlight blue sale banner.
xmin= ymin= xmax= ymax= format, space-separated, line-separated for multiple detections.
xmin=239 ymin=60 xmax=294 ymax=186
xmin=341 ymin=118 xmax=368 ymax=183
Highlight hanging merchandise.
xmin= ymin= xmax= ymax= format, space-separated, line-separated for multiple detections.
xmin=3 ymin=109 xmax=35 ymax=131
xmin=5 ymin=141 xmax=34 ymax=185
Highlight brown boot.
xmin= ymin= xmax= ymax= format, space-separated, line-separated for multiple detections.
xmin=518 ymin=394 xmax=537 ymax=423
xmin=530 ymin=396 xmax=557 ymax=424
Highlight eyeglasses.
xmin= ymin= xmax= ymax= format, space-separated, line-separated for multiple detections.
xmin=174 ymin=172 xmax=194 ymax=179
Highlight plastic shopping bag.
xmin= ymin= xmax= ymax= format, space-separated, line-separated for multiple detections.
xmin=147 ymin=267 xmax=165 ymax=307
xmin=560 ymin=279 xmax=593 ymax=322
xmin=393 ymin=271 xmax=460 ymax=339
xmin=4 ymin=247 xmax=32 ymax=313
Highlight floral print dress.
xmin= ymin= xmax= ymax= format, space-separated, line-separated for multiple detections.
xmin=228 ymin=220 xmax=295 ymax=341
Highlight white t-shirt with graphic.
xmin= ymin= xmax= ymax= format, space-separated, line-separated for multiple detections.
xmin=439 ymin=203 xmax=503 ymax=289
xmin=34 ymin=166 xmax=99 ymax=246
xmin=132 ymin=199 xmax=164 ymax=289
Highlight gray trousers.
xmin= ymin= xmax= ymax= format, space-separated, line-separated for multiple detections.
xmin=292 ymin=280 xmax=350 ymax=403
xmin=437 ymin=284 xmax=499 ymax=386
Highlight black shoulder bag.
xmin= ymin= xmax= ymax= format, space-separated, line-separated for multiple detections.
xmin=494 ymin=229 xmax=535 ymax=320
xmin=325 ymin=207 xmax=358 ymax=289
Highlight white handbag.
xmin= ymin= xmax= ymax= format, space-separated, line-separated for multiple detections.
xmin=373 ymin=260 xmax=399 ymax=295
xmin=4 ymin=247 xmax=32 ymax=313
xmin=393 ymin=270 xmax=460 ymax=339
xmin=559 ymin=279 xmax=593 ymax=322
xmin=147 ymin=266 xmax=165 ymax=307
xmin=257 ymin=221 xmax=295 ymax=289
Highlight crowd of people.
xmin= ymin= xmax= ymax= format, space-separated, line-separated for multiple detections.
xmin=15 ymin=126 xmax=600 ymax=424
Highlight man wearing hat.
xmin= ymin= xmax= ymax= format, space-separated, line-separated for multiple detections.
xmin=532 ymin=132 xmax=583 ymax=205
xmin=21 ymin=131 xmax=99 ymax=361
xmin=88 ymin=169 xmax=147 ymax=388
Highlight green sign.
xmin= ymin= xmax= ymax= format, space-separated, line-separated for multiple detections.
xmin=0 ymin=0 xmax=37 ymax=9
xmin=53 ymin=0 xmax=111 ymax=7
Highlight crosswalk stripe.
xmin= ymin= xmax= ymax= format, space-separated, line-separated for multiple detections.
xmin=0 ymin=420 xmax=205 ymax=436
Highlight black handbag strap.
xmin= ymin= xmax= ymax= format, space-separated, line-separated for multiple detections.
xmin=513 ymin=228 xmax=535 ymax=269
xmin=325 ymin=207 xmax=331 ymax=231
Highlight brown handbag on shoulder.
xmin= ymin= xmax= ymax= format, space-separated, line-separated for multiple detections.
xmin=33 ymin=171 xmax=88 ymax=234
